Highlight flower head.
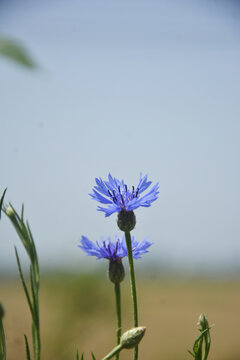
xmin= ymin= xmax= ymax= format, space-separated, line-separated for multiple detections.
xmin=90 ymin=173 xmax=159 ymax=217
xmin=78 ymin=235 xmax=153 ymax=261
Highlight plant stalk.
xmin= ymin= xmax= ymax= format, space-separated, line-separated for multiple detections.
xmin=0 ymin=319 xmax=6 ymax=360
xmin=114 ymin=283 xmax=121 ymax=360
xmin=124 ymin=231 xmax=138 ymax=360
xmin=102 ymin=344 xmax=122 ymax=360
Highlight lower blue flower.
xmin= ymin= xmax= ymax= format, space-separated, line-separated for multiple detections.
xmin=78 ymin=235 xmax=153 ymax=261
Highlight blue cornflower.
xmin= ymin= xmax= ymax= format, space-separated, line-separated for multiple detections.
xmin=90 ymin=173 xmax=159 ymax=217
xmin=78 ymin=235 xmax=153 ymax=261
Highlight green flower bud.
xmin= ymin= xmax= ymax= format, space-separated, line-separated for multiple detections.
xmin=197 ymin=313 xmax=209 ymax=331
xmin=0 ymin=303 xmax=5 ymax=320
xmin=5 ymin=205 xmax=14 ymax=218
xmin=108 ymin=259 xmax=125 ymax=284
xmin=117 ymin=210 xmax=136 ymax=232
xmin=120 ymin=327 xmax=146 ymax=349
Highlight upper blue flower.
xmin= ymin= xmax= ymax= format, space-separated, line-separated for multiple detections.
xmin=78 ymin=235 xmax=153 ymax=261
xmin=90 ymin=173 xmax=159 ymax=217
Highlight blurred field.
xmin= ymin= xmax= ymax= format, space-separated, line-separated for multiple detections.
xmin=1 ymin=272 xmax=239 ymax=360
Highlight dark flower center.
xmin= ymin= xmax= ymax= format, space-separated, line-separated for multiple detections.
xmin=107 ymin=185 xmax=139 ymax=208
xmin=103 ymin=239 xmax=120 ymax=260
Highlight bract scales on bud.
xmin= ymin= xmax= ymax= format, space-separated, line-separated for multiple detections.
xmin=117 ymin=210 xmax=136 ymax=232
xmin=120 ymin=327 xmax=146 ymax=349
xmin=108 ymin=259 xmax=125 ymax=284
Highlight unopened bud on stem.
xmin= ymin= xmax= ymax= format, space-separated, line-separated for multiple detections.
xmin=5 ymin=205 xmax=14 ymax=218
xmin=102 ymin=327 xmax=146 ymax=360
xmin=120 ymin=326 xmax=146 ymax=349
xmin=117 ymin=210 xmax=136 ymax=232
xmin=198 ymin=313 xmax=209 ymax=331
xmin=108 ymin=259 xmax=125 ymax=284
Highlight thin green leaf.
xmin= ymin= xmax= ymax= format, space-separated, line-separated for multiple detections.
xmin=91 ymin=352 xmax=96 ymax=360
xmin=81 ymin=353 xmax=84 ymax=360
xmin=6 ymin=203 xmax=41 ymax=360
xmin=26 ymin=221 xmax=40 ymax=277
xmin=21 ymin=204 xmax=24 ymax=221
xmin=24 ymin=334 xmax=32 ymax=360
xmin=187 ymin=349 xmax=195 ymax=357
xmin=203 ymin=327 xmax=211 ymax=360
xmin=193 ymin=330 xmax=204 ymax=348
xmin=189 ymin=327 xmax=211 ymax=360
xmin=0 ymin=37 xmax=36 ymax=68
xmin=0 ymin=188 xmax=7 ymax=220
xmin=197 ymin=337 xmax=203 ymax=360
xmin=20 ymin=218 xmax=33 ymax=257
xmin=30 ymin=266 xmax=39 ymax=327
xmin=14 ymin=247 xmax=34 ymax=317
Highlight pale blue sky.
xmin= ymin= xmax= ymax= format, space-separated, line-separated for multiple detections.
xmin=1 ymin=0 xmax=240 ymax=274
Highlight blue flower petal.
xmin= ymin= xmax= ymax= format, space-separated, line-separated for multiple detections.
xmin=78 ymin=235 xmax=153 ymax=261
xmin=90 ymin=173 xmax=159 ymax=217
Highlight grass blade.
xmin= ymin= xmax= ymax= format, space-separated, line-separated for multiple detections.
xmin=14 ymin=247 xmax=34 ymax=317
xmin=75 ymin=349 xmax=80 ymax=360
xmin=0 ymin=188 xmax=7 ymax=220
xmin=5 ymin=204 xmax=41 ymax=360
xmin=24 ymin=334 xmax=32 ymax=360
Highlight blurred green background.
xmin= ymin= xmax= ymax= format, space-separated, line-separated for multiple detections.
xmin=1 ymin=272 xmax=239 ymax=360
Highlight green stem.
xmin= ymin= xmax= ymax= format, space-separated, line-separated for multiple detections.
xmin=102 ymin=344 xmax=122 ymax=360
xmin=5 ymin=205 xmax=41 ymax=360
xmin=0 ymin=319 xmax=6 ymax=360
xmin=124 ymin=231 xmax=138 ymax=360
xmin=203 ymin=328 xmax=211 ymax=360
xmin=114 ymin=283 xmax=121 ymax=360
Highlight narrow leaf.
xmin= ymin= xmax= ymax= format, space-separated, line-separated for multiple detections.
xmin=30 ymin=266 xmax=39 ymax=327
xmin=203 ymin=327 xmax=211 ymax=360
xmin=6 ymin=204 xmax=41 ymax=360
xmin=14 ymin=247 xmax=34 ymax=317
xmin=21 ymin=204 xmax=24 ymax=221
xmin=81 ymin=353 xmax=84 ymax=360
xmin=0 ymin=188 xmax=7 ymax=220
xmin=24 ymin=334 xmax=32 ymax=360
xmin=0 ymin=37 xmax=36 ymax=68
xmin=193 ymin=328 xmax=210 ymax=352
xmin=91 ymin=352 xmax=96 ymax=360
xmin=187 ymin=349 xmax=195 ymax=357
